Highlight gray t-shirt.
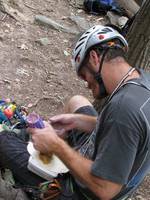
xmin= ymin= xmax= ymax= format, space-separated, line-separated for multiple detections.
xmin=77 ymin=69 xmax=150 ymax=199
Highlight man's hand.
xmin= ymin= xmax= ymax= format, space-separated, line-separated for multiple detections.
xmin=50 ymin=113 xmax=97 ymax=134
xmin=29 ymin=121 xmax=122 ymax=200
xmin=29 ymin=122 xmax=61 ymax=155
xmin=49 ymin=114 xmax=77 ymax=132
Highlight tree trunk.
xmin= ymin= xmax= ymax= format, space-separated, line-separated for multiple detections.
xmin=134 ymin=0 xmax=146 ymax=6
xmin=126 ymin=0 xmax=150 ymax=70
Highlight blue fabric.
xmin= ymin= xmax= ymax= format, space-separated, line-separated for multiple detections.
xmin=84 ymin=0 xmax=125 ymax=15
xmin=99 ymin=0 xmax=113 ymax=6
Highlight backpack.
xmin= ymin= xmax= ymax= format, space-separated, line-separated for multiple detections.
xmin=84 ymin=0 xmax=126 ymax=15
xmin=0 ymin=99 xmax=27 ymax=131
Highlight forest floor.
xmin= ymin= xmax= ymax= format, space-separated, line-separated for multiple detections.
xmin=0 ymin=0 xmax=149 ymax=199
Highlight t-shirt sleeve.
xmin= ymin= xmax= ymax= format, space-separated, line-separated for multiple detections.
xmin=91 ymin=120 xmax=140 ymax=184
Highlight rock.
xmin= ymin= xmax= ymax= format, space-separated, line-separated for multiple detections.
xmin=35 ymin=15 xmax=79 ymax=35
xmin=18 ymin=44 xmax=29 ymax=50
xmin=107 ymin=11 xmax=119 ymax=26
xmin=3 ymin=79 xmax=11 ymax=84
xmin=7 ymin=85 xmax=11 ymax=90
xmin=135 ymin=195 xmax=145 ymax=200
xmin=0 ymin=35 xmax=4 ymax=41
xmin=4 ymin=29 xmax=9 ymax=33
xmin=77 ymin=9 xmax=83 ymax=13
xmin=64 ymin=50 xmax=70 ymax=56
xmin=0 ymin=174 xmax=29 ymax=200
xmin=16 ymin=68 xmax=29 ymax=76
xmin=69 ymin=15 xmax=90 ymax=31
xmin=118 ymin=16 xmax=128 ymax=28
xmin=63 ymin=39 xmax=68 ymax=43
xmin=46 ymin=79 xmax=51 ymax=83
xmin=107 ymin=11 xmax=128 ymax=28
xmin=69 ymin=0 xmax=83 ymax=8
xmin=36 ymin=38 xmax=50 ymax=46
xmin=75 ymin=0 xmax=83 ymax=8
xmin=15 ymin=78 xmax=20 ymax=83
xmin=2 ymin=169 xmax=15 ymax=186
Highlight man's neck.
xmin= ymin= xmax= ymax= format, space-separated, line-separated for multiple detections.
xmin=124 ymin=68 xmax=140 ymax=82
xmin=110 ymin=68 xmax=140 ymax=95
xmin=106 ymin=61 xmax=140 ymax=95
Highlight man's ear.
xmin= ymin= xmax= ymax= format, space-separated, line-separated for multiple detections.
xmin=89 ymin=50 xmax=100 ymax=69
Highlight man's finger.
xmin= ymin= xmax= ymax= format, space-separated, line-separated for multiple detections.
xmin=55 ymin=128 xmax=65 ymax=135
xmin=49 ymin=115 xmax=64 ymax=123
xmin=27 ymin=128 xmax=38 ymax=135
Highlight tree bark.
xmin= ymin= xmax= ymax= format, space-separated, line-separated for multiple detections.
xmin=127 ymin=0 xmax=150 ymax=70
xmin=134 ymin=0 xmax=146 ymax=6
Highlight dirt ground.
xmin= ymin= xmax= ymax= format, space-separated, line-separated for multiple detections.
xmin=0 ymin=0 xmax=96 ymax=118
xmin=0 ymin=0 xmax=149 ymax=199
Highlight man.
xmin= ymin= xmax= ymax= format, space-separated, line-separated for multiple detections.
xmin=0 ymin=25 xmax=150 ymax=200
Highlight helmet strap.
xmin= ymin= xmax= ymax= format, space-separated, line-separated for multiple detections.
xmin=86 ymin=48 xmax=109 ymax=98
xmin=94 ymin=73 xmax=107 ymax=98
xmin=94 ymin=48 xmax=109 ymax=98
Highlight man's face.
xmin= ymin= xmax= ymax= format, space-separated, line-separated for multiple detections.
xmin=78 ymin=63 xmax=100 ymax=99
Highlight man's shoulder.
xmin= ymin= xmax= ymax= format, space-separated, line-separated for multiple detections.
xmin=104 ymin=83 xmax=146 ymax=119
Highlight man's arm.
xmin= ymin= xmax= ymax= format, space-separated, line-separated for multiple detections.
xmin=55 ymin=138 xmax=122 ymax=200
xmin=50 ymin=113 xmax=97 ymax=133
xmin=30 ymin=124 xmax=122 ymax=200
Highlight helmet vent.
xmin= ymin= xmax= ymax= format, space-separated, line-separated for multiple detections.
xmin=102 ymin=28 xmax=113 ymax=33
xmin=79 ymin=36 xmax=88 ymax=42
xmin=75 ymin=41 xmax=84 ymax=51
xmin=97 ymin=31 xmax=107 ymax=34
xmin=84 ymin=31 xmax=91 ymax=34
xmin=75 ymin=49 xmax=81 ymax=62
xmin=97 ymin=28 xmax=113 ymax=35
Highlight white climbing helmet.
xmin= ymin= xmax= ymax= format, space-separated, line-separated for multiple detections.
xmin=72 ymin=25 xmax=128 ymax=73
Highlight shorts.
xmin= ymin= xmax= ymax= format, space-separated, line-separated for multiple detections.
xmin=67 ymin=105 xmax=97 ymax=148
